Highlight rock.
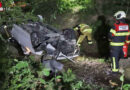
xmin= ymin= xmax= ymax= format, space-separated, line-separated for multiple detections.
xmin=119 ymin=58 xmax=130 ymax=69
xmin=124 ymin=66 xmax=130 ymax=81
xmin=119 ymin=58 xmax=130 ymax=81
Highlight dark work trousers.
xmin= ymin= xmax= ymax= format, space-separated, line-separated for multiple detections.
xmin=110 ymin=46 xmax=124 ymax=72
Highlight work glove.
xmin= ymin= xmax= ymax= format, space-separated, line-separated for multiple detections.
xmin=77 ymin=43 xmax=81 ymax=47
xmin=88 ymin=41 xmax=93 ymax=45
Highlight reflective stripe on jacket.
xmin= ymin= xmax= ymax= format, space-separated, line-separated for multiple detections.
xmin=109 ymin=23 xmax=129 ymax=46
xmin=110 ymin=29 xmax=130 ymax=36
xmin=110 ymin=42 xmax=125 ymax=46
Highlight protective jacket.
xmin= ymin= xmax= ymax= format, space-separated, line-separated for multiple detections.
xmin=74 ymin=24 xmax=92 ymax=46
xmin=109 ymin=20 xmax=129 ymax=72
xmin=109 ymin=22 xmax=129 ymax=46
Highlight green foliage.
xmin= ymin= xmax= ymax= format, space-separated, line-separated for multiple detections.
xmin=119 ymin=73 xmax=130 ymax=90
xmin=61 ymin=69 xmax=85 ymax=90
xmin=71 ymin=81 xmax=83 ymax=90
xmin=57 ymin=0 xmax=94 ymax=13
xmin=38 ymin=68 xmax=50 ymax=77
xmin=0 ymin=0 xmax=38 ymax=27
xmin=57 ymin=0 xmax=77 ymax=13
xmin=123 ymin=84 xmax=130 ymax=90
xmin=76 ymin=0 xmax=94 ymax=11
xmin=0 ymin=58 xmax=76 ymax=89
xmin=0 ymin=56 xmax=107 ymax=90
xmin=31 ymin=0 xmax=95 ymax=22
xmin=8 ymin=60 xmax=35 ymax=89
xmin=62 ymin=68 xmax=76 ymax=82
xmin=1 ymin=59 xmax=51 ymax=90
xmin=120 ymin=74 xmax=124 ymax=82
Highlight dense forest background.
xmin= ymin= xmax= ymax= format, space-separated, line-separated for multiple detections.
xmin=1 ymin=0 xmax=130 ymax=57
xmin=0 ymin=0 xmax=130 ymax=90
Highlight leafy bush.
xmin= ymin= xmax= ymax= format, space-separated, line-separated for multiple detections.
xmin=123 ymin=84 xmax=130 ymax=90
xmin=57 ymin=0 xmax=77 ymax=13
xmin=1 ymin=58 xmax=97 ymax=90
xmin=63 ymin=68 xmax=76 ymax=82
xmin=31 ymin=0 xmax=95 ymax=21
xmin=0 ymin=0 xmax=38 ymax=27
xmin=2 ymin=59 xmax=51 ymax=90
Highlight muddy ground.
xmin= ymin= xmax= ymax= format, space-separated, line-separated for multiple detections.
xmin=62 ymin=56 xmax=130 ymax=89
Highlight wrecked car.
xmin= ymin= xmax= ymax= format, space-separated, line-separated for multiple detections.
xmin=7 ymin=21 xmax=79 ymax=72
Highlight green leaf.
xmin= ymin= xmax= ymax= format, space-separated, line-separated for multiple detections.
xmin=14 ymin=59 xmax=18 ymax=62
xmin=39 ymin=78 xmax=46 ymax=84
xmin=120 ymin=74 xmax=124 ymax=82
xmin=63 ymin=68 xmax=76 ymax=82
xmin=56 ymin=75 xmax=62 ymax=79
xmin=123 ymin=84 xmax=130 ymax=90
xmin=43 ymin=68 xmax=50 ymax=76
xmin=15 ymin=61 xmax=28 ymax=70
xmin=17 ymin=84 xmax=23 ymax=88
xmin=72 ymin=81 xmax=83 ymax=89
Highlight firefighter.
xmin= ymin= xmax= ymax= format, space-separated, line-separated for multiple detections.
xmin=109 ymin=11 xmax=129 ymax=73
xmin=73 ymin=24 xmax=93 ymax=47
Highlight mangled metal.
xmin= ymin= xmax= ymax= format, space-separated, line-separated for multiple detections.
xmin=10 ymin=21 xmax=79 ymax=72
